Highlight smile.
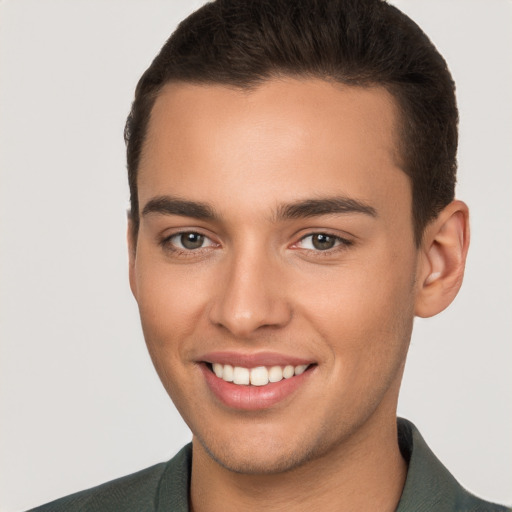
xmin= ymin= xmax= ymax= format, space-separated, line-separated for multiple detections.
xmin=199 ymin=353 xmax=316 ymax=410
xmin=209 ymin=363 xmax=309 ymax=386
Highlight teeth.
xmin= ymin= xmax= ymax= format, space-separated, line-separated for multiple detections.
xmin=212 ymin=363 xmax=223 ymax=378
xmin=233 ymin=366 xmax=250 ymax=385
xmin=223 ymin=364 xmax=234 ymax=382
xmin=250 ymin=366 xmax=269 ymax=386
xmin=294 ymin=364 xmax=308 ymax=375
xmin=210 ymin=363 xmax=310 ymax=386
xmin=283 ymin=365 xmax=294 ymax=379
xmin=268 ymin=366 xmax=283 ymax=382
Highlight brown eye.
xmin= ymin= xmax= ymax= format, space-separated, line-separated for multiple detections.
xmin=162 ymin=231 xmax=217 ymax=255
xmin=180 ymin=232 xmax=205 ymax=249
xmin=296 ymin=232 xmax=352 ymax=252
xmin=311 ymin=233 xmax=337 ymax=250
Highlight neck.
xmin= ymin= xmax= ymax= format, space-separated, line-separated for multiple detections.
xmin=190 ymin=413 xmax=407 ymax=512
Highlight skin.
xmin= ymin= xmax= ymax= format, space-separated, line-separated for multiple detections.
xmin=129 ymin=78 xmax=469 ymax=511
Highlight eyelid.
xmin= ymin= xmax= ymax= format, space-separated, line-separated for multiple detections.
xmin=168 ymin=232 xmax=216 ymax=249
xmin=292 ymin=231 xmax=354 ymax=251
xmin=159 ymin=228 xmax=220 ymax=254
xmin=158 ymin=227 xmax=353 ymax=254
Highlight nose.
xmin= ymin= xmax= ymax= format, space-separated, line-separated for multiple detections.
xmin=208 ymin=250 xmax=292 ymax=338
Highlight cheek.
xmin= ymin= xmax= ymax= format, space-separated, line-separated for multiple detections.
xmin=133 ymin=259 xmax=213 ymax=412
xmin=134 ymin=256 xmax=212 ymax=353
xmin=294 ymin=245 xmax=417 ymax=359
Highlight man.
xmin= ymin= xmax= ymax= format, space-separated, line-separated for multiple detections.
xmin=29 ymin=0 xmax=510 ymax=510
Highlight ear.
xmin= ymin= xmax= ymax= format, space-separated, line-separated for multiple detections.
xmin=415 ymin=200 xmax=470 ymax=318
xmin=127 ymin=217 xmax=138 ymax=300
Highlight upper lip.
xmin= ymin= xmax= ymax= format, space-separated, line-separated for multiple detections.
xmin=199 ymin=351 xmax=315 ymax=368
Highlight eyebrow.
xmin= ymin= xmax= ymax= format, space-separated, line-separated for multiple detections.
xmin=142 ymin=196 xmax=216 ymax=220
xmin=274 ymin=197 xmax=377 ymax=220
xmin=141 ymin=195 xmax=377 ymax=222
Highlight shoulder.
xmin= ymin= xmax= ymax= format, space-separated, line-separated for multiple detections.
xmin=27 ymin=463 xmax=167 ymax=512
xmin=454 ymin=493 xmax=511 ymax=512
xmin=27 ymin=444 xmax=192 ymax=512
xmin=397 ymin=419 xmax=511 ymax=512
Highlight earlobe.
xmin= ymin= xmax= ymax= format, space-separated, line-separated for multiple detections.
xmin=415 ymin=200 xmax=470 ymax=318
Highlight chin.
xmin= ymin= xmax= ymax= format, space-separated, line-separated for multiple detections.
xmin=202 ymin=442 xmax=311 ymax=475
xmin=193 ymin=427 xmax=329 ymax=475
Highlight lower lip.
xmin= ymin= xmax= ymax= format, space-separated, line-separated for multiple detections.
xmin=200 ymin=364 xmax=313 ymax=411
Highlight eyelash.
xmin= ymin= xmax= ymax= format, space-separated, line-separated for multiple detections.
xmin=159 ymin=231 xmax=353 ymax=257
xmin=160 ymin=231 xmax=218 ymax=256
xmin=295 ymin=232 xmax=353 ymax=253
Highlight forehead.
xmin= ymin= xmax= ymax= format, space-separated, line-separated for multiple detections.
xmin=138 ymin=78 xmax=408 ymax=222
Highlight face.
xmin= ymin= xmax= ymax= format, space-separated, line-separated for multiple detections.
xmin=130 ymin=79 xmax=421 ymax=474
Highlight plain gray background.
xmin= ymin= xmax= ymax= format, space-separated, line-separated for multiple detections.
xmin=1 ymin=1 xmax=511 ymax=510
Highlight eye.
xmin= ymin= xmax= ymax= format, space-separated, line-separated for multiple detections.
xmin=167 ymin=232 xmax=216 ymax=250
xmin=297 ymin=233 xmax=350 ymax=251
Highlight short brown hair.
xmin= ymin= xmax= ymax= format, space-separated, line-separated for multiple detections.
xmin=125 ymin=0 xmax=458 ymax=245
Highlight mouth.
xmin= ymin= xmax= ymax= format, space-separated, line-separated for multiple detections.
xmin=198 ymin=353 xmax=316 ymax=410
xmin=206 ymin=362 xmax=312 ymax=386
